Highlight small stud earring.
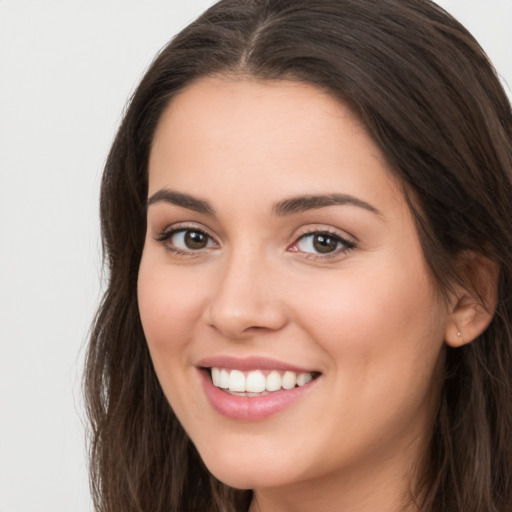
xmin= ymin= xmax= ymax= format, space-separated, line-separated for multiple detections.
xmin=457 ymin=330 xmax=464 ymax=344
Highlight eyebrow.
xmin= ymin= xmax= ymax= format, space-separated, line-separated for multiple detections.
xmin=273 ymin=193 xmax=381 ymax=217
xmin=147 ymin=189 xmax=216 ymax=215
xmin=147 ymin=189 xmax=381 ymax=217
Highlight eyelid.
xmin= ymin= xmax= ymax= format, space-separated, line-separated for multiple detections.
xmin=293 ymin=224 xmax=357 ymax=244
xmin=288 ymin=226 xmax=357 ymax=259
xmin=153 ymin=222 xmax=219 ymax=253
xmin=152 ymin=221 xmax=356 ymax=259
xmin=154 ymin=221 xmax=216 ymax=239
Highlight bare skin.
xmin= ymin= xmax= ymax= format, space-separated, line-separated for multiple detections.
xmin=138 ymin=77 xmax=476 ymax=512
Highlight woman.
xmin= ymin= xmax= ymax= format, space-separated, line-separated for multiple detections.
xmin=84 ymin=0 xmax=512 ymax=511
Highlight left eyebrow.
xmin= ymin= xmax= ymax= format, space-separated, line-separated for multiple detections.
xmin=272 ymin=193 xmax=382 ymax=217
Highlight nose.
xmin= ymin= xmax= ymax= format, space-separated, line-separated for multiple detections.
xmin=205 ymin=250 xmax=289 ymax=340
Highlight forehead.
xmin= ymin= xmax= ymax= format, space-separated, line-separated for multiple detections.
xmin=148 ymin=77 xmax=404 ymax=216
xmin=151 ymin=77 xmax=369 ymax=162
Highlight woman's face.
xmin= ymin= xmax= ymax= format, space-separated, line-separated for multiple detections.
xmin=138 ymin=78 xmax=451 ymax=501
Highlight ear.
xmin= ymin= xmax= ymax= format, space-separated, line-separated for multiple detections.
xmin=445 ymin=252 xmax=500 ymax=348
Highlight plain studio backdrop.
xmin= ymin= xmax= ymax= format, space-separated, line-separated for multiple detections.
xmin=0 ymin=1 xmax=510 ymax=511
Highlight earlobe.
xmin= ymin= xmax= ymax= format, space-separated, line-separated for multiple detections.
xmin=444 ymin=252 xmax=500 ymax=348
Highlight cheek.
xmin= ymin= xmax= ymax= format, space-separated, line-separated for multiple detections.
xmin=293 ymin=250 xmax=446 ymax=390
xmin=137 ymin=258 xmax=204 ymax=362
xmin=137 ymin=257 xmax=211 ymax=426
xmin=289 ymin=257 xmax=447 ymax=462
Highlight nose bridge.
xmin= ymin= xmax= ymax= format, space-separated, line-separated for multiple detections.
xmin=206 ymin=243 xmax=287 ymax=338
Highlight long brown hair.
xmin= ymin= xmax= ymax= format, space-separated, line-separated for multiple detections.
xmin=84 ymin=1 xmax=512 ymax=510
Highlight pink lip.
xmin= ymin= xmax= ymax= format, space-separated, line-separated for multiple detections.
xmin=196 ymin=355 xmax=316 ymax=373
xmin=198 ymin=366 xmax=320 ymax=422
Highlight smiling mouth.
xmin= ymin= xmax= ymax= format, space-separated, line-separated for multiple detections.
xmin=207 ymin=367 xmax=321 ymax=396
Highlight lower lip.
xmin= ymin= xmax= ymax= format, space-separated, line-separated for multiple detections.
xmin=199 ymin=370 xmax=319 ymax=421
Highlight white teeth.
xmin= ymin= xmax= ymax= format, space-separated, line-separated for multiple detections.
xmin=210 ymin=367 xmax=316 ymax=393
xmin=246 ymin=370 xmax=266 ymax=393
xmin=297 ymin=372 xmax=313 ymax=386
xmin=211 ymin=367 xmax=220 ymax=386
xmin=229 ymin=369 xmax=246 ymax=392
xmin=219 ymin=369 xmax=229 ymax=389
xmin=281 ymin=371 xmax=297 ymax=390
xmin=266 ymin=370 xmax=282 ymax=392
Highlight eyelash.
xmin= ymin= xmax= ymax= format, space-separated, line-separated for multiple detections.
xmin=154 ymin=226 xmax=357 ymax=260
xmin=290 ymin=229 xmax=356 ymax=260
xmin=154 ymin=225 xmax=217 ymax=256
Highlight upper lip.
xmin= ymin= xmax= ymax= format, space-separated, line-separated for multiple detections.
xmin=196 ymin=355 xmax=319 ymax=374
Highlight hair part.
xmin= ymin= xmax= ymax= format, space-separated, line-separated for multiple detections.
xmin=85 ymin=1 xmax=512 ymax=510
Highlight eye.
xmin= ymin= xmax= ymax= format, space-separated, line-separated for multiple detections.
xmin=290 ymin=231 xmax=355 ymax=257
xmin=155 ymin=227 xmax=217 ymax=253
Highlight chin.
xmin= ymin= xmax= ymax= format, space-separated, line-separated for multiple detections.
xmin=198 ymin=444 xmax=301 ymax=490
xmin=206 ymin=464 xmax=286 ymax=491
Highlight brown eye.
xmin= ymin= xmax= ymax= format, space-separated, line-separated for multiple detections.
xmin=156 ymin=228 xmax=216 ymax=252
xmin=184 ymin=230 xmax=208 ymax=249
xmin=312 ymin=234 xmax=339 ymax=253
xmin=292 ymin=231 xmax=355 ymax=257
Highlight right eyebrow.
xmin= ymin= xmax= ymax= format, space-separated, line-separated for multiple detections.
xmin=147 ymin=189 xmax=216 ymax=215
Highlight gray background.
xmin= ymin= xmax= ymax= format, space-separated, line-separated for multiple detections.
xmin=0 ymin=1 xmax=510 ymax=511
